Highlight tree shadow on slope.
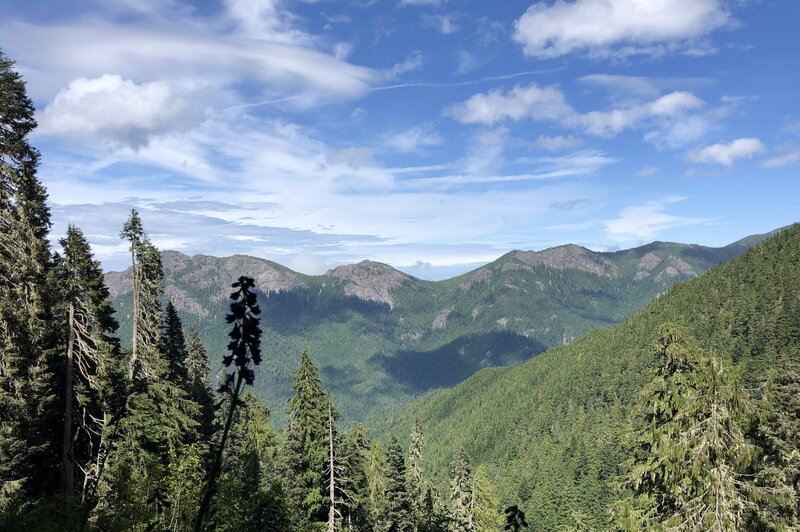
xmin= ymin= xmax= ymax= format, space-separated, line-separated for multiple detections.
xmin=370 ymin=331 xmax=547 ymax=395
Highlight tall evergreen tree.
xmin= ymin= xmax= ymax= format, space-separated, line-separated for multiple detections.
xmin=365 ymin=441 xmax=387 ymax=529
xmin=471 ymin=465 xmax=502 ymax=532
xmin=0 ymin=48 xmax=58 ymax=512
xmin=96 ymin=220 xmax=199 ymax=530
xmin=185 ymin=329 xmax=214 ymax=438
xmin=408 ymin=419 xmax=425 ymax=530
xmin=383 ymin=435 xmax=413 ymax=532
xmin=339 ymin=423 xmax=371 ymax=531
xmin=616 ymin=324 xmax=756 ymax=530
xmin=449 ymin=447 xmax=475 ymax=532
xmin=747 ymin=354 xmax=800 ymax=529
xmin=119 ymin=209 xmax=144 ymax=379
xmin=283 ymin=350 xmax=334 ymax=526
xmin=162 ymin=301 xmax=189 ymax=387
xmin=56 ymin=225 xmax=122 ymax=501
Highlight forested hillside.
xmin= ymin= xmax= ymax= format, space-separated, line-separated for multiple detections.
xmin=106 ymin=235 xmax=767 ymax=423
xmin=379 ymin=223 xmax=800 ymax=529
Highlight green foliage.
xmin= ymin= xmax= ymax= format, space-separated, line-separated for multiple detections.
xmin=472 ymin=465 xmax=503 ymax=532
xmin=383 ymin=435 xmax=413 ymax=531
xmin=380 ymin=224 xmax=800 ymax=529
xmin=163 ymin=301 xmax=189 ymax=386
xmin=616 ymin=324 xmax=756 ymax=530
xmin=185 ymin=329 xmax=214 ymax=438
xmin=747 ymin=354 xmax=800 ymax=529
xmin=0 ymin=47 xmax=59 ymax=514
xmin=56 ymin=225 xmax=122 ymax=501
xmin=282 ymin=350 xmax=334 ymax=526
xmin=214 ymin=393 xmax=289 ymax=532
xmin=449 ymin=447 xmax=474 ymax=532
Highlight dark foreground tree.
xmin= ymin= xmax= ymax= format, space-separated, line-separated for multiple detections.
xmin=0 ymin=47 xmax=58 ymax=517
xmin=194 ymin=276 xmax=262 ymax=531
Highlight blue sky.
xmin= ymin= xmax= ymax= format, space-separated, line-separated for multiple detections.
xmin=2 ymin=0 xmax=798 ymax=279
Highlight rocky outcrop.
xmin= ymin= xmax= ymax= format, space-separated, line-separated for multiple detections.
xmin=327 ymin=260 xmax=410 ymax=309
xmin=511 ymin=245 xmax=619 ymax=277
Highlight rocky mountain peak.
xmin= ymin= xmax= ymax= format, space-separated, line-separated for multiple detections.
xmin=509 ymin=244 xmax=619 ymax=277
xmin=327 ymin=260 xmax=410 ymax=309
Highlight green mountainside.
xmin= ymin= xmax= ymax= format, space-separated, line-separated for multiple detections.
xmin=106 ymin=233 xmax=771 ymax=423
xmin=377 ymin=224 xmax=800 ymax=529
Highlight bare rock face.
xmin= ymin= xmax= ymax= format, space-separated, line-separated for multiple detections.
xmin=431 ymin=307 xmax=454 ymax=330
xmin=104 ymin=270 xmax=132 ymax=299
xmin=460 ymin=267 xmax=494 ymax=291
xmin=512 ymin=245 xmax=619 ymax=278
xmin=654 ymin=256 xmax=698 ymax=283
xmin=327 ymin=260 xmax=410 ymax=309
xmin=634 ymin=252 xmax=663 ymax=280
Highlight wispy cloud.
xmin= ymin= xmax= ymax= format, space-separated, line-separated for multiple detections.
xmin=604 ymin=197 xmax=708 ymax=242
xmin=513 ymin=0 xmax=732 ymax=59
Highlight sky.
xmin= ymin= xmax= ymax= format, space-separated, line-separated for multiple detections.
xmin=2 ymin=0 xmax=799 ymax=279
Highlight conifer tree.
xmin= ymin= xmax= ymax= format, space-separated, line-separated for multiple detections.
xmin=56 ymin=225 xmax=122 ymax=501
xmin=747 ymin=354 xmax=800 ymax=528
xmin=162 ymin=300 xmax=189 ymax=386
xmin=0 ymin=48 xmax=58 ymax=510
xmin=283 ymin=349 xmax=334 ymax=525
xmin=471 ymin=465 xmax=502 ymax=532
xmin=365 ymin=441 xmax=387 ymax=529
xmin=408 ymin=419 xmax=425 ymax=530
xmin=97 ymin=221 xmax=199 ymax=529
xmin=617 ymin=324 xmax=756 ymax=530
xmin=339 ymin=423 xmax=371 ymax=530
xmin=449 ymin=447 xmax=475 ymax=532
xmin=119 ymin=209 xmax=144 ymax=379
xmin=185 ymin=329 xmax=214 ymax=438
xmin=383 ymin=435 xmax=413 ymax=532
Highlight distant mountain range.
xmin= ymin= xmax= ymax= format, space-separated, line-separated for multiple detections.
xmin=105 ymin=230 xmax=775 ymax=423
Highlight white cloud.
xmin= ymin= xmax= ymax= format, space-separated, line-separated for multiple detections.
xmin=761 ymin=148 xmax=800 ymax=169
xmin=580 ymin=91 xmax=704 ymax=137
xmin=688 ymin=137 xmax=764 ymax=165
xmin=3 ymin=22 xmax=376 ymax=105
xmin=445 ymin=84 xmax=704 ymax=138
xmin=223 ymin=0 xmax=311 ymax=45
xmin=38 ymin=75 xmax=205 ymax=147
xmin=444 ymin=84 xmax=573 ymax=125
xmin=385 ymin=125 xmax=443 ymax=153
xmin=604 ymin=197 xmax=707 ymax=242
xmin=388 ymin=51 xmax=425 ymax=78
xmin=513 ymin=0 xmax=732 ymax=59
xmin=535 ymin=135 xmax=582 ymax=151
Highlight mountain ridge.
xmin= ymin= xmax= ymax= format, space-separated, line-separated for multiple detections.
xmin=104 ymin=228 xmax=778 ymax=423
